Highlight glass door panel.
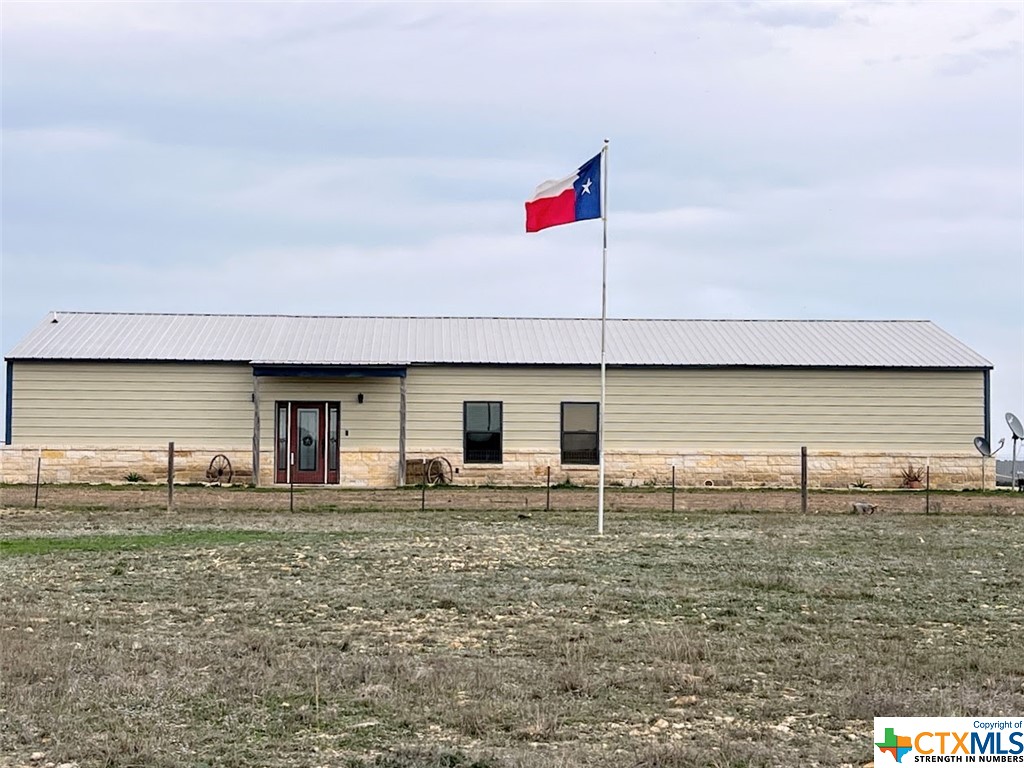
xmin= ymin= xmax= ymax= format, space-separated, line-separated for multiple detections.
xmin=327 ymin=404 xmax=340 ymax=484
xmin=297 ymin=408 xmax=319 ymax=471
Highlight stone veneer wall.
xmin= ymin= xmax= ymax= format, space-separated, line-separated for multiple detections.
xmin=2 ymin=445 xmax=995 ymax=490
xmin=412 ymin=449 xmax=993 ymax=491
xmin=0 ymin=447 xmax=254 ymax=486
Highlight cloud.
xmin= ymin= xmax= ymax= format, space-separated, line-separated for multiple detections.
xmin=989 ymin=6 xmax=1019 ymax=25
xmin=617 ymin=207 xmax=735 ymax=234
xmin=738 ymin=1 xmax=849 ymax=29
xmin=2 ymin=126 xmax=128 ymax=151
xmin=215 ymin=156 xmax=537 ymax=228
xmin=936 ymin=41 xmax=1023 ymax=77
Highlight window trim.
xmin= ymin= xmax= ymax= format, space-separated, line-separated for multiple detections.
xmin=275 ymin=402 xmax=289 ymax=482
xmin=560 ymin=401 xmax=600 ymax=466
xmin=463 ymin=400 xmax=503 ymax=464
xmin=327 ymin=403 xmax=340 ymax=474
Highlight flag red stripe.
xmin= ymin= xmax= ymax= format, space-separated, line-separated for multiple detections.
xmin=525 ymin=189 xmax=576 ymax=232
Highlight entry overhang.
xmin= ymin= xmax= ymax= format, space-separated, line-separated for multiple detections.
xmin=251 ymin=364 xmax=407 ymax=378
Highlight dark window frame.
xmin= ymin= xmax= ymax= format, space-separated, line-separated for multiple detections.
xmin=561 ymin=401 xmax=600 ymax=465
xmin=275 ymin=403 xmax=289 ymax=479
xmin=327 ymin=403 xmax=340 ymax=473
xmin=463 ymin=401 xmax=503 ymax=464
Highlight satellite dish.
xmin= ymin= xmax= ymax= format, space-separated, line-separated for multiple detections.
xmin=975 ymin=436 xmax=1005 ymax=490
xmin=974 ymin=436 xmax=1004 ymax=458
xmin=1007 ymin=412 xmax=1024 ymax=440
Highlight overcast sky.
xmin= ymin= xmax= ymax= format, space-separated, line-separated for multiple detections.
xmin=2 ymin=2 xmax=1022 ymax=448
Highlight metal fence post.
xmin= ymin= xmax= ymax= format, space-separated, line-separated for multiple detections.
xmin=167 ymin=441 xmax=175 ymax=512
xmin=926 ymin=464 xmax=931 ymax=514
xmin=800 ymin=446 xmax=808 ymax=514
xmin=34 ymin=456 xmax=41 ymax=509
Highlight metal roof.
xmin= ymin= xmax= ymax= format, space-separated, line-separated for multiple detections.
xmin=5 ymin=312 xmax=993 ymax=369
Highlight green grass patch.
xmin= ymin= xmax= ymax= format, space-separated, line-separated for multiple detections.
xmin=0 ymin=529 xmax=279 ymax=557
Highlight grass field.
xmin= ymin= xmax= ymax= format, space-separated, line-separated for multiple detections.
xmin=1 ymin=488 xmax=1022 ymax=767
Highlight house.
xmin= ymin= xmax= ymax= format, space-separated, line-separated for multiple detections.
xmin=1 ymin=312 xmax=994 ymax=489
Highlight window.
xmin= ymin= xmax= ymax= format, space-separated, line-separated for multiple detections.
xmin=296 ymin=407 xmax=320 ymax=471
xmin=276 ymin=404 xmax=288 ymax=472
xmin=328 ymin=404 xmax=339 ymax=473
xmin=561 ymin=402 xmax=599 ymax=465
xmin=464 ymin=401 xmax=502 ymax=463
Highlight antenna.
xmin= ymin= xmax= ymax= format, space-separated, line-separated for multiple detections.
xmin=1007 ymin=413 xmax=1023 ymax=491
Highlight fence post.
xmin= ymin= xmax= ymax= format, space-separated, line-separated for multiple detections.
xmin=671 ymin=464 xmax=676 ymax=513
xmin=546 ymin=466 xmax=551 ymax=512
xmin=800 ymin=446 xmax=808 ymax=514
xmin=925 ymin=463 xmax=931 ymax=515
xmin=167 ymin=441 xmax=175 ymax=513
xmin=34 ymin=456 xmax=41 ymax=509
xmin=421 ymin=458 xmax=426 ymax=513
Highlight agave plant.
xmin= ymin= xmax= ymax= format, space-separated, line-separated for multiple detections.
xmin=899 ymin=463 xmax=925 ymax=488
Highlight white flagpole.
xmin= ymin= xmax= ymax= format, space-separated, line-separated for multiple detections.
xmin=598 ymin=139 xmax=609 ymax=535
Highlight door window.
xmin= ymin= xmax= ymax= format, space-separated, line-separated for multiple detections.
xmin=297 ymin=408 xmax=319 ymax=472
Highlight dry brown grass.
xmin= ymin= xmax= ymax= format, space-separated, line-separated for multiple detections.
xmin=1 ymin=486 xmax=1022 ymax=767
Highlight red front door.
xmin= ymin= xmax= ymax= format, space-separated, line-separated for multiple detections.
xmin=274 ymin=401 xmax=340 ymax=485
xmin=291 ymin=403 xmax=326 ymax=484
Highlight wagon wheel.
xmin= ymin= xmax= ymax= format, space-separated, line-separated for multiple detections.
xmin=426 ymin=456 xmax=453 ymax=486
xmin=206 ymin=454 xmax=233 ymax=485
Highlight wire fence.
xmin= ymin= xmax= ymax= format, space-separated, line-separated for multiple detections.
xmin=4 ymin=473 xmax=1020 ymax=520
xmin=3 ymin=444 xmax=1019 ymax=518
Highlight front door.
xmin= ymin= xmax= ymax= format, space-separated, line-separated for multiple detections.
xmin=274 ymin=401 xmax=340 ymax=484
xmin=292 ymin=403 xmax=326 ymax=484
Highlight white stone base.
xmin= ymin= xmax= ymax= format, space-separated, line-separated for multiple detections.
xmin=0 ymin=445 xmax=994 ymax=490
xmin=0 ymin=446 xmax=253 ymax=486
xmin=402 ymin=448 xmax=992 ymax=491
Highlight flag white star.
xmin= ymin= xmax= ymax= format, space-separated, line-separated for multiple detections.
xmin=581 ymin=178 xmax=592 ymax=195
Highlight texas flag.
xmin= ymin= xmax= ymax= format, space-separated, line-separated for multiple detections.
xmin=525 ymin=153 xmax=602 ymax=233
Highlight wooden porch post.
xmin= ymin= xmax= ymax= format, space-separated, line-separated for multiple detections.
xmin=398 ymin=375 xmax=407 ymax=486
xmin=252 ymin=374 xmax=261 ymax=487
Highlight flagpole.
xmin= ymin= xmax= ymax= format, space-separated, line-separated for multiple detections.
xmin=598 ymin=139 xmax=609 ymax=536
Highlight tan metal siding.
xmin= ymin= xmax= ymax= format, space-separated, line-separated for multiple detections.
xmin=256 ymin=377 xmax=400 ymax=452
xmin=406 ymin=367 xmax=596 ymax=452
xmin=11 ymin=362 xmax=983 ymax=455
xmin=406 ymin=366 xmax=984 ymax=452
xmin=607 ymin=369 xmax=982 ymax=450
xmin=10 ymin=362 xmax=253 ymax=446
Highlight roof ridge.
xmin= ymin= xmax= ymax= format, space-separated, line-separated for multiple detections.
xmin=45 ymin=311 xmax=933 ymax=323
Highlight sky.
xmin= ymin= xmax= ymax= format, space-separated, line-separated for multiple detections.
xmin=2 ymin=1 xmax=1022 ymax=449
